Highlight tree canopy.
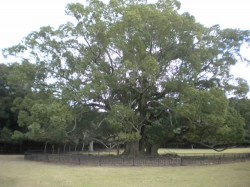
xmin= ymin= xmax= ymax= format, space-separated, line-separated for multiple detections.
xmin=2 ymin=0 xmax=250 ymax=155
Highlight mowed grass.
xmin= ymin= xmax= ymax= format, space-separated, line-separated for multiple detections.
xmin=80 ymin=148 xmax=250 ymax=156
xmin=1 ymin=154 xmax=250 ymax=187
xmin=159 ymin=148 xmax=250 ymax=156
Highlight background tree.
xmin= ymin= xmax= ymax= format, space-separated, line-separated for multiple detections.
xmin=12 ymin=92 xmax=74 ymax=152
xmin=229 ymin=98 xmax=250 ymax=144
xmin=0 ymin=63 xmax=32 ymax=143
xmin=176 ymin=88 xmax=245 ymax=150
xmin=0 ymin=64 xmax=15 ymax=143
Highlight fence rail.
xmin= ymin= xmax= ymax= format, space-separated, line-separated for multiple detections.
xmin=24 ymin=151 xmax=250 ymax=167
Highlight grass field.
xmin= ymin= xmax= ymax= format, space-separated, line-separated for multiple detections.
xmin=159 ymin=148 xmax=250 ymax=156
xmin=1 ymin=153 xmax=250 ymax=187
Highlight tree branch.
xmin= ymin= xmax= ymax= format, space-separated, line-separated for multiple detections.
xmin=195 ymin=142 xmax=228 ymax=152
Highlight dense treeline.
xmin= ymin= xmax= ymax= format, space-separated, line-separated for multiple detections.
xmin=1 ymin=0 xmax=250 ymax=155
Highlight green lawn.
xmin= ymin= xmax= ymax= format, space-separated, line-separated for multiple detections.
xmin=0 ymin=154 xmax=250 ymax=187
xmin=77 ymin=147 xmax=250 ymax=157
xmin=158 ymin=148 xmax=250 ymax=156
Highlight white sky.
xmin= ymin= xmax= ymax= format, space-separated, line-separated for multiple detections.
xmin=0 ymin=0 xmax=249 ymax=96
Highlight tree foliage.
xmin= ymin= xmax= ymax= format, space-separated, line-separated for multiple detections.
xmin=2 ymin=0 xmax=250 ymax=155
xmin=0 ymin=63 xmax=27 ymax=143
xmin=229 ymin=98 xmax=250 ymax=143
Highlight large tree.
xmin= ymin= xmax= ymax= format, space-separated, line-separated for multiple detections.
xmin=3 ymin=0 xmax=250 ymax=156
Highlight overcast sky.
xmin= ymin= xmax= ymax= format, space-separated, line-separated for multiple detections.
xmin=0 ymin=0 xmax=249 ymax=96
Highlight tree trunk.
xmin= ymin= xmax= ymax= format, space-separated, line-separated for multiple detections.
xmin=146 ymin=144 xmax=159 ymax=156
xmin=116 ymin=143 xmax=120 ymax=156
xmin=44 ymin=142 xmax=48 ymax=153
xmin=81 ymin=143 xmax=85 ymax=152
xmin=123 ymin=141 xmax=140 ymax=157
xmin=52 ymin=145 xmax=54 ymax=154
xmin=89 ymin=141 xmax=94 ymax=152
xmin=74 ymin=143 xmax=78 ymax=152
xmin=150 ymin=144 xmax=159 ymax=156
xmin=63 ymin=144 xmax=66 ymax=153
xmin=139 ymin=126 xmax=146 ymax=154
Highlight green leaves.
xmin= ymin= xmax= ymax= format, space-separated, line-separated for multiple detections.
xmin=176 ymin=88 xmax=229 ymax=143
xmin=28 ymin=102 xmax=73 ymax=142
xmin=106 ymin=104 xmax=139 ymax=131
xmin=12 ymin=92 xmax=74 ymax=143
xmin=142 ymin=55 xmax=159 ymax=77
xmin=220 ymin=107 xmax=245 ymax=143
xmin=106 ymin=104 xmax=141 ymax=142
xmin=66 ymin=3 xmax=85 ymax=20
xmin=0 ymin=127 xmax=12 ymax=142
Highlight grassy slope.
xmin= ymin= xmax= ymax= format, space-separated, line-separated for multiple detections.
xmin=1 ymin=154 xmax=250 ymax=187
